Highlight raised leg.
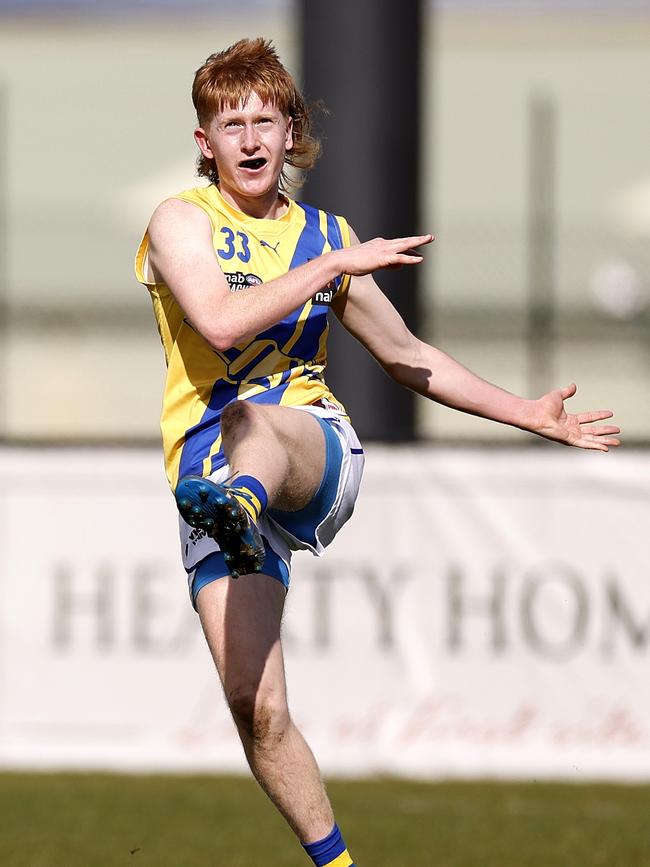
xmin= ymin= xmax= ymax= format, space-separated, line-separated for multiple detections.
xmin=220 ymin=401 xmax=326 ymax=511
xmin=176 ymin=403 xmax=329 ymax=575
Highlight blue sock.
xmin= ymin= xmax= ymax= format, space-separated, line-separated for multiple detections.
xmin=230 ymin=474 xmax=268 ymax=522
xmin=302 ymin=824 xmax=355 ymax=866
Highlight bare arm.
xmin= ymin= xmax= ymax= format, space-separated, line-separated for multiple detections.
xmin=146 ymin=198 xmax=433 ymax=351
xmin=333 ymin=228 xmax=620 ymax=451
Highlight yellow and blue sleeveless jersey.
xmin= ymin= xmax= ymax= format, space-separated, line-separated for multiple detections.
xmin=135 ymin=184 xmax=351 ymax=490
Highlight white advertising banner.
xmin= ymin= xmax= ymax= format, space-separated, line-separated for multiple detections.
xmin=0 ymin=446 xmax=648 ymax=780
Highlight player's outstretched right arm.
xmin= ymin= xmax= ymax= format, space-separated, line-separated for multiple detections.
xmin=146 ymin=199 xmax=432 ymax=351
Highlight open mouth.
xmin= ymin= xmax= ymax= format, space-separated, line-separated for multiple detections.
xmin=239 ymin=158 xmax=267 ymax=171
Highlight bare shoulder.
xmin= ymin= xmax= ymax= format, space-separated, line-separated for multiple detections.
xmin=146 ymin=198 xmax=216 ymax=285
xmin=148 ymin=196 xmax=211 ymax=240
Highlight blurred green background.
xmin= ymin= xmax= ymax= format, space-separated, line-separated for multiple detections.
xmin=0 ymin=1 xmax=647 ymax=443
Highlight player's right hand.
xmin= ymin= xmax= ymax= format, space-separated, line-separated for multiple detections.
xmin=339 ymin=234 xmax=434 ymax=276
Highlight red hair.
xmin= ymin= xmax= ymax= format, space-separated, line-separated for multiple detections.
xmin=192 ymin=38 xmax=321 ymax=188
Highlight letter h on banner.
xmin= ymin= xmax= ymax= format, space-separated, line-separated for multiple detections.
xmin=51 ymin=563 xmax=114 ymax=651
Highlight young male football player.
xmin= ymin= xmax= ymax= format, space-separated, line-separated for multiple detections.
xmin=136 ymin=37 xmax=619 ymax=867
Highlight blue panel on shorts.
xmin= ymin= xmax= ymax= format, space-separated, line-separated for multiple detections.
xmin=191 ymin=542 xmax=290 ymax=608
xmin=267 ymin=414 xmax=343 ymax=547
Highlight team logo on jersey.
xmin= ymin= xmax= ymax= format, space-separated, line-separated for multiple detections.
xmin=226 ymin=271 xmax=262 ymax=292
xmin=311 ymin=282 xmax=336 ymax=306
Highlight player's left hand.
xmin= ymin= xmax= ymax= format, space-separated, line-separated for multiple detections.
xmin=529 ymin=383 xmax=621 ymax=451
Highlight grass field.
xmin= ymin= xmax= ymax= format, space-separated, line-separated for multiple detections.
xmin=0 ymin=773 xmax=648 ymax=866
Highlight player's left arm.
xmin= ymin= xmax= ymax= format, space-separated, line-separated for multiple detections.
xmin=332 ymin=228 xmax=620 ymax=452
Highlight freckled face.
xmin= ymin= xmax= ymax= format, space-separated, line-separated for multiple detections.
xmin=195 ymin=92 xmax=293 ymax=206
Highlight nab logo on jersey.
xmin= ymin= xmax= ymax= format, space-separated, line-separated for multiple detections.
xmin=226 ymin=271 xmax=262 ymax=292
xmin=311 ymin=282 xmax=335 ymax=306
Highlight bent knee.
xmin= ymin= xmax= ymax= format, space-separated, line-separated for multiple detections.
xmin=221 ymin=400 xmax=270 ymax=436
xmin=227 ymin=684 xmax=290 ymax=743
xmin=221 ymin=400 xmax=253 ymax=431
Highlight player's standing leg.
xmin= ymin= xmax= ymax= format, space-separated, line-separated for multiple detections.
xmin=197 ymin=575 xmax=356 ymax=866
